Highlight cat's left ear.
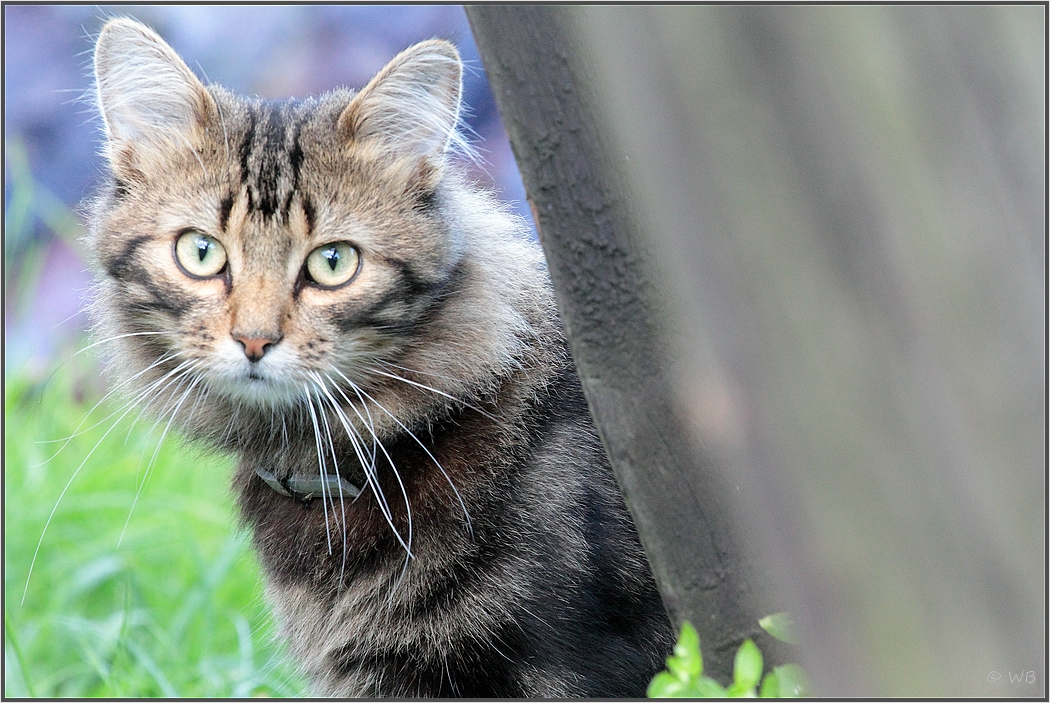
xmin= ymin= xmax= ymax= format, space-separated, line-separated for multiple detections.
xmin=94 ymin=18 xmax=217 ymax=168
xmin=338 ymin=40 xmax=463 ymax=161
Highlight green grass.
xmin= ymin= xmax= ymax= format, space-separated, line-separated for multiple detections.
xmin=3 ymin=357 xmax=308 ymax=697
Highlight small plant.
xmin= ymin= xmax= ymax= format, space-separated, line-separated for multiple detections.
xmin=647 ymin=614 xmax=810 ymax=698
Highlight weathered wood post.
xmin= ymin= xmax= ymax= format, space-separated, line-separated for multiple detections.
xmin=466 ymin=6 xmax=778 ymax=684
xmin=469 ymin=5 xmax=1045 ymax=697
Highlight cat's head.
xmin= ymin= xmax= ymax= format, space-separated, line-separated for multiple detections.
xmin=86 ymin=18 xmax=546 ymax=440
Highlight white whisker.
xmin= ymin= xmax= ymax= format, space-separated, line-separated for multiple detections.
xmin=315 ymin=373 xmax=413 ymax=560
xmin=218 ymin=402 xmax=244 ymax=447
xmin=309 ymin=375 xmax=353 ymax=588
xmin=333 ymin=368 xmax=473 ymax=538
xmin=38 ymin=330 xmax=175 ymax=395
xmin=324 ymin=373 xmax=417 ymax=590
xmin=118 ymin=365 xmax=205 ymax=547
xmin=121 ymin=357 xmax=202 ymax=442
xmin=304 ymin=383 xmax=334 ymax=554
xmin=323 ymin=382 xmax=394 ymax=506
xmin=32 ymin=349 xmax=184 ymax=456
xmin=21 ymin=356 xmax=200 ymax=604
xmin=363 ymin=365 xmax=497 ymax=421
xmin=312 ymin=378 xmax=346 ymax=528
xmin=320 ymin=379 xmax=387 ymax=503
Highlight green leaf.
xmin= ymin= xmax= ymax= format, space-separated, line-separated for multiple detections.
xmin=758 ymin=612 xmax=799 ymax=645
xmin=648 ymin=671 xmax=686 ymax=697
xmin=725 ymin=681 xmax=756 ymax=697
xmin=694 ymin=676 xmax=729 ymax=697
xmin=649 ymin=672 xmax=727 ymax=698
xmin=649 ymin=622 xmax=727 ymax=697
xmin=759 ymin=670 xmax=780 ymax=697
xmin=733 ymin=638 xmax=763 ymax=689
xmin=676 ymin=625 xmax=701 ymax=679
xmin=665 ymin=621 xmax=703 ymax=681
xmin=770 ymin=664 xmax=811 ymax=697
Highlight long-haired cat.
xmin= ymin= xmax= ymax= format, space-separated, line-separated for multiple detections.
xmin=86 ymin=17 xmax=673 ymax=697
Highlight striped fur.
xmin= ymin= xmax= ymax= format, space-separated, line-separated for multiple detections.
xmin=86 ymin=18 xmax=673 ymax=697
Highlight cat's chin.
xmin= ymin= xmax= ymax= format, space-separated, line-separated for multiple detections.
xmin=210 ymin=374 xmax=305 ymax=409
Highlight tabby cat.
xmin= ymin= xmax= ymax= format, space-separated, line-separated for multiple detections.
xmin=86 ymin=17 xmax=673 ymax=697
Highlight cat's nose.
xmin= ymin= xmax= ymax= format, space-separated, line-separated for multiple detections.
xmin=235 ymin=335 xmax=281 ymax=363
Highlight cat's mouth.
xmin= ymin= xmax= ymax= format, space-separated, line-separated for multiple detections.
xmin=207 ymin=363 xmax=303 ymax=408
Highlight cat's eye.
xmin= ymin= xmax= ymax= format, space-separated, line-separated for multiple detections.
xmin=174 ymin=230 xmax=227 ymax=278
xmin=304 ymin=242 xmax=360 ymax=288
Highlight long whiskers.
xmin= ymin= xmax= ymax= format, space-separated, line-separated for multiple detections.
xmin=37 ymin=330 xmax=176 ymax=400
xmin=308 ymin=373 xmax=421 ymax=601
xmin=303 ymin=384 xmax=335 ymax=555
xmin=375 ymin=359 xmax=476 ymax=388
xmin=21 ymin=355 xmax=203 ymax=604
xmin=332 ymin=368 xmax=473 ymax=539
xmin=121 ymin=355 xmax=204 ymax=442
xmin=364 ymin=363 xmax=497 ymax=422
xmin=118 ymin=364 xmax=206 ymax=547
xmin=32 ymin=348 xmax=185 ymax=458
xmin=312 ymin=378 xmax=386 ymax=504
xmin=308 ymin=378 xmax=351 ymax=587
xmin=311 ymin=373 xmax=413 ymax=561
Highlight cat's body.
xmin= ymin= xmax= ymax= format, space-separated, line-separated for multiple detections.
xmin=87 ymin=18 xmax=673 ymax=697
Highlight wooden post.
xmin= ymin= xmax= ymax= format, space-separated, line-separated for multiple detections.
xmin=466 ymin=6 xmax=777 ymax=684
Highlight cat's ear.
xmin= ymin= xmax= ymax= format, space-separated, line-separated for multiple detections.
xmin=93 ymin=18 xmax=216 ymax=165
xmin=338 ymin=40 xmax=464 ymax=161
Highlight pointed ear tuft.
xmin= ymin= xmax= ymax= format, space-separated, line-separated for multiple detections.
xmin=338 ymin=40 xmax=465 ymax=160
xmin=94 ymin=18 xmax=215 ymax=155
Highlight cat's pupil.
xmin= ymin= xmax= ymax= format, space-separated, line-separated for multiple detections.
xmin=323 ymin=247 xmax=339 ymax=270
xmin=197 ymin=239 xmax=209 ymax=262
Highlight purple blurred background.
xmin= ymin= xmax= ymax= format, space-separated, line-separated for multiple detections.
xmin=4 ymin=5 xmax=532 ymax=378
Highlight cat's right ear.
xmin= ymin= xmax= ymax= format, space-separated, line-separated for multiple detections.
xmin=337 ymin=40 xmax=465 ymax=162
xmin=94 ymin=18 xmax=216 ymax=172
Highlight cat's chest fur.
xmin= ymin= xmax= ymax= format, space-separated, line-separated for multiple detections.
xmin=241 ymin=362 xmax=638 ymax=697
xmin=87 ymin=17 xmax=673 ymax=697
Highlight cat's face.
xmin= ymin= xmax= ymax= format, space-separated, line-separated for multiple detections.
xmin=88 ymin=19 xmax=474 ymax=417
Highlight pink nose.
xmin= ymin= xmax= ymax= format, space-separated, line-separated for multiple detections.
xmin=235 ymin=335 xmax=280 ymax=362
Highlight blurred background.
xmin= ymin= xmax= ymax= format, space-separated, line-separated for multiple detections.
xmin=4 ymin=4 xmax=531 ymax=380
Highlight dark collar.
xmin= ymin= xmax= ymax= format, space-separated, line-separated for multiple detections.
xmin=255 ymin=466 xmax=361 ymax=505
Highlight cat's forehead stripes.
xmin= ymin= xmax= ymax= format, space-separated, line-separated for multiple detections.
xmin=235 ymin=99 xmax=314 ymax=226
xmin=218 ymin=193 xmax=235 ymax=233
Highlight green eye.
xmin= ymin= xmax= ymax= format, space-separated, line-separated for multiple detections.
xmin=175 ymin=231 xmax=227 ymax=278
xmin=304 ymin=242 xmax=360 ymax=288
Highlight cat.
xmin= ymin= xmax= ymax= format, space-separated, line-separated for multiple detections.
xmin=86 ymin=17 xmax=674 ymax=697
